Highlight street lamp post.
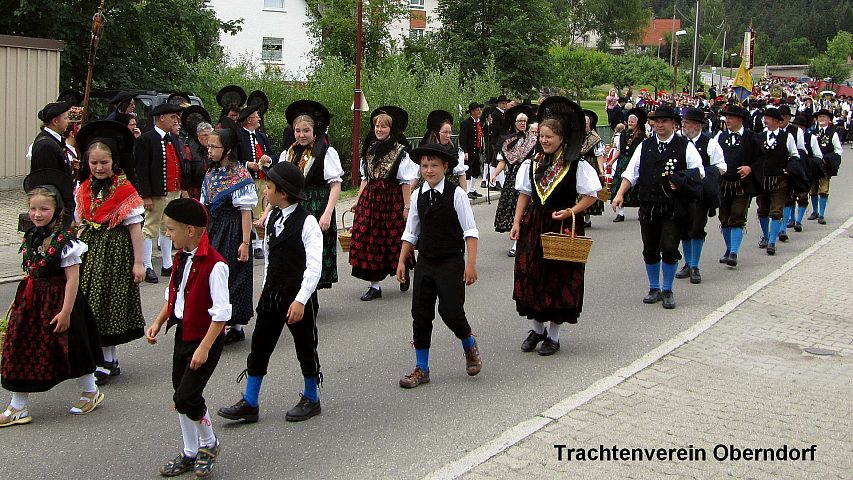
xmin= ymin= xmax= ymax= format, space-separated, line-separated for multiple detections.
xmin=673 ymin=30 xmax=687 ymax=92
xmin=351 ymin=0 xmax=364 ymax=188
xmin=657 ymin=38 xmax=663 ymax=59
xmin=729 ymin=53 xmax=738 ymax=82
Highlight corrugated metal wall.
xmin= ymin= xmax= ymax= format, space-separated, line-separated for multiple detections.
xmin=0 ymin=36 xmax=62 ymax=189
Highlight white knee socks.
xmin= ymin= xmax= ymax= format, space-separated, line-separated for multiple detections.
xmin=548 ymin=322 xmax=561 ymax=342
xmin=531 ymin=320 xmax=546 ymax=335
xmin=159 ymin=235 xmax=173 ymax=269
xmin=197 ymin=411 xmax=217 ymax=448
xmin=178 ymin=414 xmax=200 ymax=458
xmin=143 ymin=238 xmax=153 ymax=269
xmin=77 ymin=374 xmax=97 ymax=394
xmin=10 ymin=392 xmax=29 ymax=410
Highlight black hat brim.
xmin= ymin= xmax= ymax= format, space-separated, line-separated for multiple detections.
xmin=582 ymin=109 xmax=599 ymax=129
xmin=371 ymin=105 xmax=409 ymax=133
xmin=426 ymin=110 xmax=454 ymax=134
xmin=248 ymin=90 xmax=270 ymax=116
xmin=410 ymin=144 xmax=459 ymax=171
xmin=216 ymin=85 xmax=247 ymax=108
xmin=181 ymin=106 xmax=212 ymax=134
xmin=23 ymin=169 xmax=75 ymax=203
xmin=149 ymin=103 xmax=183 ymax=116
xmin=264 ymin=163 xmax=307 ymax=201
xmin=537 ymin=96 xmax=585 ymax=162
xmin=504 ymin=105 xmax=533 ymax=133
xmin=38 ymin=101 xmax=74 ymax=122
xmin=286 ymin=100 xmax=331 ymax=133
xmin=167 ymin=92 xmax=193 ymax=106
xmin=626 ymin=107 xmax=647 ymax=126
xmin=237 ymin=103 xmax=262 ymax=123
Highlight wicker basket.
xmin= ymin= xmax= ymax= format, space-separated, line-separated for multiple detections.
xmin=540 ymin=209 xmax=593 ymax=263
xmin=596 ymin=180 xmax=612 ymax=202
xmin=338 ymin=210 xmax=353 ymax=252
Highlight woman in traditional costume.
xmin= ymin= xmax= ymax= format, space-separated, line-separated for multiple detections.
xmin=418 ymin=109 xmax=468 ymax=190
xmin=610 ymin=108 xmax=647 ymax=222
xmin=579 ymin=110 xmax=606 ymax=228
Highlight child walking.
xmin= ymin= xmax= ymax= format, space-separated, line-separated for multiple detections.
xmin=396 ymin=143 xmax=482 ymax=388
xmin=145 ymin=199 xmax=228 ymax=477
xmin=1 ymin=170 xmax=104 ymax=427
xmin=218 ymin=161 xmax=324 ymax=423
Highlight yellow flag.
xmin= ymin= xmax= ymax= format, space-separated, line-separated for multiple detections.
xmin=732 ymin=61 xmax=753 ymax=102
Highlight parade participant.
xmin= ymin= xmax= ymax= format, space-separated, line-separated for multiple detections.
xmin=491 ymin=105 xmax=537 ymax=256
xmin=1 ymin=171 xmax=103 ymax=427
xmin=756 ymin=107 xmax=799 ymax=255
xmin=218 ymin=162 xmax=324 ymax=423
xmin=778 ymin=106 xmax=811 ymax=239
xmin=104 ymin=91 xmax=136 ymax=122
xmin=612 ymin=104 xmax=704 ymax=309
xmin=459 ymin=102 xmax=486 ymax=199
xmin=512 ymin=97 xmax=601 ymax=355
xmin=418 ymin=110 xmax=469 ymax=191
xmin=790 ymin=114 xmax=823 ymax=232
xmin=675 ymin=108 xmax=726 ymax=284
xmin=580 ymin=110 xmax=606 ymax=228
xmin=134 ymin=103 xmax=187 ymax=284
xmin=396 ymin=144 xmax=481 ymax=388
xmin=215 ymin=85 xmax=246 ymax=126
xmin=145 ymin=199 xmax=226 ymax=477
xmin=349 ymin=106 xmax=419 ymax=301
xmin=31 ymin=101 xmax=78 ymax=227
xmin=486 ymin=95 xmax=509 ymax=189
xmin=75 ymin=121 xmax=146 ymax=384
xmin=610 ymin=108 xmax=647 ymax=221
xmin=181 ymin=106 xmax=213 ymax=200
xmin=808 ymin=109 xmax=843 ymax=224
xmin=237 ymin=104 xmax=274 ymax=259
xmin=199 ymin=123 xmax=257 ymax=345
xmin=279 ymin=100 xmax=343 ymax=298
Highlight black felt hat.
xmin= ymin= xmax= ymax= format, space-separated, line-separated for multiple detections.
xmin=75 ymin=120 xmax=135 ymax=177
xmin=648 ymin=104 xmax=681 ymax=120
xmin=167 ymin=92 xmax=192 ymax=106
xmin=182 ymin=106 xmax=212 ymax=135
xmin=247 ymin=90 xmax=269 ymax=116
xmin=216 ymin=85 xmax=247 ymax=108
xmin=626 ymin=107 xmax=647 ymax=126
xmin=467 ymin=101 xmax=484 ymax=113
xmin=265 ymin=160 xmax=306 ymax=201
xmin=583 ymin=109 xmax=599 ymax=129
xmin=486 ymin=97 xmax=498 ymax=106
xmin=762 ymin=107 xmax=784 ymax=121
xmin=149 ymin=103 xmax=183 ymax=117
xmin=496 ymin=94 xmax=509 ymax=103
xmin=23 ymin=169 xmax=75 ymax=213
xmin=791 ymin=114 xmax=811 ymax=127
xmin=164 ymin=198 xmax=209 ymax=228
xmin=426 ymin=110 xmax=454 ymax=134
xmin=720 ymin=104 xmax=751 ymax=121
xmin=237 ymin=103 xmax=262 ymax=123
xmin=410 ymin=143 xmax=458 ymax=170
xmin=38 ymin=101 xmax=74 ymax=123
xmin=286 ymin=100 xmax=331 ymax=133
xmin=504 ymin=104 xmax=533 ymax=134
xmin=537 ymin=96 xmax=585 ymax=161
xmin=778 ymin=104 xmax=793 ymax=117
xmin=814 ymin=108 xmax=834 ymax=120
xmin=370 ymin=105 xmax=409 ymax=134
xmin=682 ymin=107 xmax=706 ymax=124
xmin=108 ymin=91 xmax=137 ymax=106
xmin=57 ymin=89 xmax=82 ymax=105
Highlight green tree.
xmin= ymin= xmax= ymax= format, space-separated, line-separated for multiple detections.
xmin=809 ymin=31 xmax=853 ymax=82
xmin=551 ymin=0 xmax=652 ymax=48
xmin=634 ymin=55 xmax=673 ymax=97
xmin=776 ymin=37 xmax=817 ymax=65
xmin=547 ymin=46 xmax=613 ymax=103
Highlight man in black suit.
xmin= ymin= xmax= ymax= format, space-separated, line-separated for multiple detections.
xmin=486 ymin=95 xmax=509 ymax=189
xmin=134 ymin=103 xmax=187 ymax=283
xmin=30 ymin=101 xmax=77 ymax=227
xmin=459 ymin=102 xmax=485 ymax=199
xmin=236 ymin=104 xmax=274 ymax=259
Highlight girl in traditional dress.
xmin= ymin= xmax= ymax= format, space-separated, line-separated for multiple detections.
xmin=510 ymin=97 xmax=601 ymax=356
xmin=491 ymin=105 xmax=538 ymax=257
xmin=200 ymin=125 xmax=257 ymax=345
xmin=579 ymin=110 xmax=606 ymax=228
xmin=418 ymin=109 xmax=468 ymax=190
xmin=281 ymin=100 xmax=343 ymax=301
xmin=75 ymin=121 xmax=146 ymax=384
xmin=1 ymin=171 xmax=104 ymax=427
xmin=610 ymin=108 xmax=647 ymax=222
xmin=349 ymin=106 xmax=419 ymax=301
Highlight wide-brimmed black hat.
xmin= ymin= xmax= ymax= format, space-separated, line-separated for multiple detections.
xmin=216 ymin=85 xmax=247 ymax=108
xmin=164 ymin=198 xmax=208 ymax=228
xmin=426 ymin=110 xmax=453 ymax=134
xmin=486 ymin=97 xmax=498 ymax=106
xmin=682 ymin=107 xmax=706 ymax=124
xmin=648 ymin=104 xmax=681 ymax=120
xmin=626 ymin=107 xmax=647 ymax=126
xmin=582 ymin=109 xmax=598 ymax=129
xmin=23 ymin=169 xmax=75 ymax=212
xmin=791 ymin=115 xmax=811 ymax=127
xmin=265 ymin=160 xmax=306 ymax=201
xmin=57 ymin=89 xmax=82 ymax=105
xmin=496 ymin=94 xmax=509 ymax=103
xmin=720 ymin=104 xmax=751 ymax=122
xmin=537 ymin=96 xmax=585 ymax=161
xmin=167 ymin=92 xmax=192 ymax=106
xmin=75 ymin=120 xmax=136 ymax=179
xmin=504 ymin=104 xmax=533 ymax=133
xmin=38 ymin=101 xmax=74 ymax=123
xmin=371 ymin=105 xmax=408 ymax=133
xmin=286 ymin=100 xmax=331 ymax=133
xmin=814 ymin=108 xmax=834 ymax=119
xmin=409 ymin=143 xmax=459 ymax=170
xmin=108 ymin=91 xmax=137 ymax=106
xmin=778 ymin=105 xmax=793 ymax=117
xmin=467 ymin=101 xmax=484 ymax=113
xmin=762 ymin=107 xmax=784 ymax=121
xmin=237 ymin=103 xmax=262 ymax=123
xmin=149 ymin=103 xmax=183 ymax=117
xmin=247 ymin=90 xmax=269 ymax=116
xmin=182 ymin=106 xmax=212 ymax=135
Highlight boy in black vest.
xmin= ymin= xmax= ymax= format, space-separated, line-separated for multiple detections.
xmin=146 ymin=198 xmax=229 ymax=478
xmin=397 ymin=143 xmax=481 ymax=388
xmin=809 ymin=109 xmax=843 ymax=224
xmin=757 ymin=107 xmax=800 ymax=255
xmin=218 ymin=161 xmax=325 ymax=422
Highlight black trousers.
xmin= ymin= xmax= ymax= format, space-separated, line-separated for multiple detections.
xmin=756 ymin=176 xmax=788 ymax=220
xmin=412 ymin=254 xmax=472 ymax=350
xmin=684 ymin=200 xmax=709 ymax=239
xmin=639 ymin=202 xmax=684 ymax=265
xmin=172 ymin=326 xmax=225 ymax=421
xmin=247 ymin=293 xmax=320 ymax=379
xmin=719 ymin=193 xmax=752 ymax=228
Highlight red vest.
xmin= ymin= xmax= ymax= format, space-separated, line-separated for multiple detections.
xmin=167 ymin=234 xmax=227 ymax=342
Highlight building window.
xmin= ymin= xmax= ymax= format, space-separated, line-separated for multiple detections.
xmin=410 ymin=0 xmax=425 ymax=10
xmin=262 ymin=37 xmax=283 ymax=62
xmin=263 ymin=0 xmax=285 ymax=10
xmin=409 ymin=28 xmax=424 ymax=39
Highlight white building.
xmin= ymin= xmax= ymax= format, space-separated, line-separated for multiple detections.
xmin=209 ymin=0 xmax=440 ymax=79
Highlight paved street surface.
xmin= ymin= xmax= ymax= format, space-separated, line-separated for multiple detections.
xmin=1 ymin=152 xmax=852 ymax=479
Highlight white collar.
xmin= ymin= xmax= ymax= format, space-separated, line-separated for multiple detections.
xmin=154 ymin=125 xmax=168 ymax=138
xmin=44 ymin=127 xmax=63 ymax=142
xmin=767 ymin=128 xmax=781 ymax=136
xmin=657 ymin=133 xmax=675 ymax=144
xmin=422 ymin=178 xmax=447 ymax=194
xmin=276 ymin=203 xmax=298 ymax=220
xmin=731 ymin=127 xmax=745 ymax=136
xmin=244 ymin=127 xmax=257 ymax=134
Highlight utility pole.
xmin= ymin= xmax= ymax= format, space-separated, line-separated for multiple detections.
xmin=720 ymin=29 xmax=726 ymax=89
xmin=670 ymin=0 xmax=677 ymax=66
xmin=690 ymin=0 xmax=701 ymax=96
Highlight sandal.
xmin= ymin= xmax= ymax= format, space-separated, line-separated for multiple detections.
xmin=0 ymin=406 xmax=32 ymax=427
xmin=159 ymin=453 xmax=196 ymax=477
xmin=194 ymin=441 xmax=221 ymax=477
xmin=69 ymin=389 xmax=105 ymax=415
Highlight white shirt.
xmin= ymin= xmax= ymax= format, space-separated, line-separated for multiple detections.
xmin=401 ymin=179 xmax=479 ymax=245
xmin=621 ymin=134 xmax=705 ymax=187
xmin=278 ymin=146 xmax=345 ymax=184
xmin=262 ymin=204 xmax=323 ymax=305
xmin=514 ymin=158 xmax=602 ymax=198
xmin=59 ymin=239 xmax=88 ymax=268
xmin=73 ymin=202 xmax=145 ymax=226
xmin=804 ymin=132 xmax=823 ymax=159
xmin=816 ymin=127 xmax=844 ymax=155
xmin=687 ymin=133 xmax=727 ymax=174
xmin=26 ymin=127 xmax=77 ymax=166
xmin=163 ymin=247 xmax=232 ymax=322
xmin=360 ymin=151 xmax=420 ymax=184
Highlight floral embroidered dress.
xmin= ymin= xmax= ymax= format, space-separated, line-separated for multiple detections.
xmin=580 ymin=131 xmax=606 ymax=216
xmin=494 ymin=132 xmax=538 ymax=232
xmin=2 ymin=230 xmax=102 ymax=392
xmin=76 ymin=174 xmax=146 ymax=346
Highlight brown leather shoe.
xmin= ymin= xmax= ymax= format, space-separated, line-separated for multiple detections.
xmin=464 ymin=340 xmax=482 ymax=376
xmin=399 ymin=367 xmax=430 ymax=388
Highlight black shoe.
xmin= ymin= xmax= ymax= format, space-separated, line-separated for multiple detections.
xmin=253 ymin=247 xmax=264 ymax=259
xmin=758 ymin=236 xmax=768 ymax=249
xmin=766 ymin=244 xmax=776 ymax=255
xmin=480 ymin=181 xmax=487 ymax=189
xmin=584 ymin=220 xmax=592 ymax=228
xmin=223 ymin=328 xmax=245 ymax=345
xmin=193 ymin=441 xmax=221 ymax=478
xmin=360 ymin=287 xmax=382 ymax=301
xmin=160 ymin=266 xmax=172 ymax=277
xmin=818 ymin=216 xmax=827 ymax=225
xmin=538 ymin=337 xmax=560 ymax=356
xmin=642 ymin=288 xmax=662 ymax=304
xmin=94 ymin=362 xmax=117 ymax=386
xmin=794 ymin=223 xmax=803 ymax=232
xmin=521 ymin=329 xmax=547 ymax=352
xmin=675 ymin=264 xmax=691 ymax=279
xmin=159 ymin=454 xmax=196 ymax=477
xmin=808 ymin=212 xmax=819 ymax=220
xmin=217 ymin=398 xmax=259 ymax=422
xmin=726 ymin=253 xmax=738 ymax=267
xmin=285 ymin=394 xmax=321 ymax=422
xmin=400 ymin=268 xmax=410 ymax=292
xmin=661 ymin=290 xmax=676 ymax=309
xmin=719 ymin=252 xmax=731 ymax=264
xmin=778 ymin=232 xmax=789 ymax=242
xmin=612 ymin=214 xmax=625 ymax=223
xmin=467 ymin=192 xmax=477 ymax=200
xmin=145 ymin=267 xmax=159 ymax=284
xmin=507 ymin=248 xmax=516 ymax=257
xmin=491 ymin=181 xmax=502 ymax=191
xmin=472 ymin=191 xmax=483 ymax=198
xmin=689 ymin=267 xmax=701 ymax=284
xmin=787 ymin=219 xmax=794 ymax=228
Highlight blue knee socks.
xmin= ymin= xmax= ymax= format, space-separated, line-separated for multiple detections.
xmin=691 ymin=239 xmax=704 ymax=268
xmin=303 ymin=377 xmax=319 ymax=403
xmin=796 ymin=206 xmax=806 ymax=224
xmin=244 ymin=375 xmax=263 ymax=407
xmin=645 ymin=262 xmax=661 ymax=290
xmin=661 ymin=262 xmax=678 ymax=292
xmin=415 ymin=348 xmax=430 ymax=372
xmin=810 ymin=195 xmax=819 ymax=214
xmin=781 ymin=207 xmax=793 ymax=232
xmin=818 ymin=196 xmax=827 ymax=217
xmin=722 ymin=227 xmax=732 ymax=252
xmin=681 ymin=239 xmax=693 ymax=268
xmin=768 ymin=219 xmax=782 ymax=245
xmin=461 ymin=335 xmax=475 ymax=351
xmin=759 ymin=217 xmax=770 ymax=238
xmin=730 ymin=227 xmax=744 ymax=254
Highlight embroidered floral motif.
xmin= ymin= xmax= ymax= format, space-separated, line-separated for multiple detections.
xmin=20 ymin=230 xmax=72 ymax=278
xmin=534 ymin=148 xmax=569 ymax=203
xmin=201 ymin=162 xmax=254 ymax=213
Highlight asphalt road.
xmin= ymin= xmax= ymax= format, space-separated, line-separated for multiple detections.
xmin=3 ymin=151 xmax=852 ymax=479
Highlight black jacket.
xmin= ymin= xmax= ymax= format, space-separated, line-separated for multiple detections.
xmin=133 ymin=128 xmax=186 ymax=198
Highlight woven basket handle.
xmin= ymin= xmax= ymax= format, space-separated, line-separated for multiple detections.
xmin=558 ymin=208 xmax=577 ymax=239
xmin=341 ymin=210 xmax=351 ymax=230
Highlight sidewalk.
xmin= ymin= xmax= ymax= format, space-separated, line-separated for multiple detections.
xmin=432 ymin=221 xmax=853 ymax=479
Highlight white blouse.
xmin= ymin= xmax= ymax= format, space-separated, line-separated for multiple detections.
xmin=199 ymin=178 xmax=258 ymax=212
xmin=59 ymin=239 xmax=89 ymax=268
xmin=514 ymin=158 xmax=602 ymax=198
xmin=278 ymin=146 xmax=345 ymax=184
xmin=360 ymin=151 xmax=420 ymax=184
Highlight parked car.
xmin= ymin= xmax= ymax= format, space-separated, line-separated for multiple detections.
xmin=88 ymin=90 xmax=204 ymax=131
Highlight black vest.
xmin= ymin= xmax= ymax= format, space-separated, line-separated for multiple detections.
xmin=762 ymin=130 xmax=790 ymax=176
xmin=287 ymin=144 xmax=329 ymax=187
xmin=527 ymin=153 xmax=581 ymax=209
xmin=264 ymin=205 xmax=310 ymax=290
xmin=718 ymin=130 xmax=758 ymax=180
xmin=638 ymin=135 xmax=688 ymax=203
xmin=816 ymin=126 xmax=837 ymax=156
xmin=416 ymin=179 xmax=464 ymax=260
xmin=691 ymin=134 xmax=711 ymax=167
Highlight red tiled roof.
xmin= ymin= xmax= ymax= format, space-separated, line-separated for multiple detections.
xmin=641 ymin=18 xmax=682 ymax=46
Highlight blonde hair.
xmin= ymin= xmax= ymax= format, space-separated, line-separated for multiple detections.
xmin=293 ymin=114 xmax=316 ymax=129
xmin=540 ymin=118 xmax=564 ymax=138
xmin=27 ymin=187 xmax=58 ymax=208
xmin=373 ymin=113 xmax=392 ymax=128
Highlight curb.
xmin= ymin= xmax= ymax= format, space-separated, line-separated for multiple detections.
xmin=423 ymin=214 xmax=853 ymax=480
